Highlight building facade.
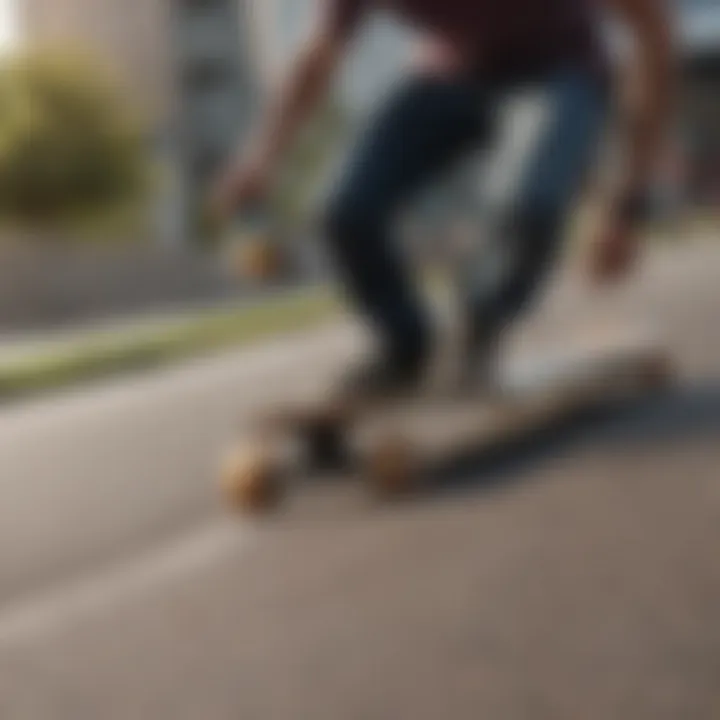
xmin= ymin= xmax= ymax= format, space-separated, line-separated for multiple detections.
xmin=678 ymin=0 xmax=720 ymax=204
xmin=19 ymin=0 xmax=259 ymax=244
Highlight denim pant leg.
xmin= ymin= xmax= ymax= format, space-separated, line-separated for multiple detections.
xmin=325 ymin=75 xmax=489 ymax=362
xmin=468 ymin=68 xmax=608 ymax=339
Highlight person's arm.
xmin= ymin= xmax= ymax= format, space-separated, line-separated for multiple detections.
xmin=605 ymin=0 xmax=678 ymax=218
xmin=248 ymin=1 xmax=363 ymax=169
xmin=589 ymin=0 xmax=677 ymax=280
xmin=212 ymin=1 xmax=366 ymax=216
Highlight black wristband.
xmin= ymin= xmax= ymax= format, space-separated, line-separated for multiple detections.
xmin=618 ymin=190 xmax=653 ymax=226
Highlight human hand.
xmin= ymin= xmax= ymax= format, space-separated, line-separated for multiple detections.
xmin=588 ymin=199 xmax=644 ymax=284
xmin=209 ymin=149 xmax=273 ymax=223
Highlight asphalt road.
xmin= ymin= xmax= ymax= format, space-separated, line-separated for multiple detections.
xmin=1 ymin=243 xmax=719 ymax=719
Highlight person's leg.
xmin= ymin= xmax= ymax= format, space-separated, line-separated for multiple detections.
xmin=325 ymin=74 xmax=491 ymax=384
xmin=464 ymin=68 xmax=608 ymax=376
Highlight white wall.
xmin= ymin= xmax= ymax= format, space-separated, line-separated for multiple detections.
xmin=0 ymin=0 xmax=17 ymax=52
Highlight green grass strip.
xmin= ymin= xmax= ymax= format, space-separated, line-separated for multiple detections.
xmin=0 ymin=289 xmax=339 ymax=399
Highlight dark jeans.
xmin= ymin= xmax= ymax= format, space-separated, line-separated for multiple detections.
xmin=324 ymin=66 xmax=608 ymax=363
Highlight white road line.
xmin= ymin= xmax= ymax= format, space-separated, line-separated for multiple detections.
xmin=0 ymin=520 xmax=256 ymax=648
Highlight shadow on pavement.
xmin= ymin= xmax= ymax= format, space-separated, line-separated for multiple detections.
xmin=267 ymin=381 xmax=720 ymax=527
xmin=422 ymin=380 xmax=720 ymax=499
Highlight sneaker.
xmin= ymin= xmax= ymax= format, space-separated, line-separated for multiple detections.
xmin=338 ymin=351 xmax=428 ymax=404
xmin=456 ymin=314 xmax=503 ymax=397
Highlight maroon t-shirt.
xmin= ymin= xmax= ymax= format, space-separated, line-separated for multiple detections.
xmin=328 ymin=0 xmax=605 ymax=79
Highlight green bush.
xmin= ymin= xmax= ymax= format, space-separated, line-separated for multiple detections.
xmin=0 ymin=48 xmax=152 ymax=234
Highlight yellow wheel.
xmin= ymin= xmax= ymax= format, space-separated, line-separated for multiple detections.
xmin=219 ymin=441 xmax=283 ymax=514
xmin=230 ymin=236 xmax=284 ymax=282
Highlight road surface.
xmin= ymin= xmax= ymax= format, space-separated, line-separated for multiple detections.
xmin=0 ymin=244 xmax=719 ymax=719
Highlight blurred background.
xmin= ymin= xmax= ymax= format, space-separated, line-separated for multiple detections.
xmin=0 ymin=0 xmax=714 ymax=333
xmin=0 ymin=2 xmax=719 ymax=719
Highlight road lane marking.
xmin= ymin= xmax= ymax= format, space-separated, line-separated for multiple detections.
xmin=0 ymin=520 xmax=256 ymax=647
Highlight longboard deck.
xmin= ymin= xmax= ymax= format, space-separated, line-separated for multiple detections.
xmin=219 ymin=330 xmax=675 ymax=516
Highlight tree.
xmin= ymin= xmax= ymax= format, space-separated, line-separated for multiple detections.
xmin=0 ymin=48 xmax=152 ymax=236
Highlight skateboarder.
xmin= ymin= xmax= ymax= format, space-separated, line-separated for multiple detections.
xmin=212 ymin=0 xmax=676 ymax=397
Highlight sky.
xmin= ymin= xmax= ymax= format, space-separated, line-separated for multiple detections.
xmin=0 ymin=0 xmax=17 ymax=52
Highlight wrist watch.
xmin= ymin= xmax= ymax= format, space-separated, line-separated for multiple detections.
xmin=618 ymin=189 xmax=653 ymax=226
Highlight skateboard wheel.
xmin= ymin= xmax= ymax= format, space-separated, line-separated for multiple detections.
xmin=219 ymin=443 xmax=283 ymax=513
xmin=367 ymin=436 xmax=418 ymax=498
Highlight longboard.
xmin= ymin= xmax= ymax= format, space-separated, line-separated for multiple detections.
xmin=219 ymin=330 xmax=675 ymax=515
